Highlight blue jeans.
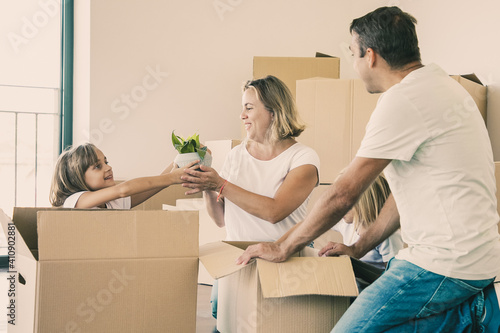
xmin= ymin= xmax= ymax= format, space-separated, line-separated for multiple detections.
xmin=332 ymin=258 xmax=494 ymax=333
xmin=210 ymin=280 xmax=218 ymax=319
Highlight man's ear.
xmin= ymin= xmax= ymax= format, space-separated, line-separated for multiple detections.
xmin=365 ymin=48 xmax=376 ymax=68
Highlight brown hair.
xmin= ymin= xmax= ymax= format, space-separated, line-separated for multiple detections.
xmin=49 ymin=143 xmax=99 ymax=207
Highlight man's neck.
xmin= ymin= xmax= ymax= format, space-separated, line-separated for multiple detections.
xmin=380 ymin=61 xmax=424 ymax=92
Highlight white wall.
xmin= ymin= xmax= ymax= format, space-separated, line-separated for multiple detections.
xmin=74 ymin=0 xmax=500 ymax=180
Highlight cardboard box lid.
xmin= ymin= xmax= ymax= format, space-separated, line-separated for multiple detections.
xmin=199 ymin=241 xmax=248 ymax=279
xmin=200 ymin=241 xmax=359 ymax=298
xmin=34 ymin=210 xmax=199 ymax=260
xmin=257 ymin=255 xmax=358 ymax=298
xmin=1 ymin=209 xmax=34 ymax=260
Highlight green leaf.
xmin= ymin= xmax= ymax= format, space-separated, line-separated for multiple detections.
xmin=172 ymin=131 xmax=184 ymax=153
xmin=198 ymin=146 xmax=207 ymax=159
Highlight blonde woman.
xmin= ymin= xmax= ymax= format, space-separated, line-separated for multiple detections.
xmin=181 ymin=75 xmax=320 ymax=319
xmin=182 ymin=75 xmax=320 ymax=242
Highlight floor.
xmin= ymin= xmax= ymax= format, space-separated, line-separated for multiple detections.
xmin=0 ymin=266 xmax=217 ymax=333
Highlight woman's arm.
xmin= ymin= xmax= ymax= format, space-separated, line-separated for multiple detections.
xmin=203 ymin=190 xmax=225 ymax=227
xmin=75 ymin=161 xmax=198 ymax=209
xmin=182 ymin=163 xmax=318 ymax=224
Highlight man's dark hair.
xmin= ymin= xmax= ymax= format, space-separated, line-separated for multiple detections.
xmin=350 ymin=6 xmax=421 ymax=70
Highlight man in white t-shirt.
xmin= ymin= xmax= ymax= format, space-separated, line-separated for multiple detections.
xmin=237 ymin=6 xmax=500 ymax=331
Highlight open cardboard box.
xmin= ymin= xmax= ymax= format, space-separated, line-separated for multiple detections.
xmin=200 ymin=241 xmax=358 ymax=333
xmin=1 ymin=207 xmax=199 ymax=333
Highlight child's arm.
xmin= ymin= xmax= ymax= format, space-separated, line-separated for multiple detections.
xmin=74 ymin=161 xmax=198 ymax=209
xmin=129 ymin=162 xmax=175 ymax=207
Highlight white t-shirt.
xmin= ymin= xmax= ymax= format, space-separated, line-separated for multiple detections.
xmin=63 ymin=191 xmax=131 ymax=209
xmin=220 ymin=141 xmax=320 ymax=241
xmin=333 ymin=219 xmax=404 ymax=270
xmin=357 ymin=63 xmax=500 ymax=280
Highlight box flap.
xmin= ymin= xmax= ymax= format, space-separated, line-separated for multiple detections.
xmin=37 ymin=210 xmax=198 ymax=260
xmin=199 ymin=241 xmax=254 ymax=279
xmin=257 ymin=255 xmax=358 ymax=298
xmin=12 ymin=207 xmax=62 ymax=253
xmin=315 ymin=52 xmax=336 ymax=58
xmin=456 ymin=73 xmax=483 ymax=86
xmin=2 ymin=209 xmax=36 ymax=261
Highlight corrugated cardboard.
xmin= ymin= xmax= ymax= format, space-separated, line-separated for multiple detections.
xmin=249 ymin=54 xmax=340 ymax=139
xmin=296 ymin=76 xmax=487 ymax=183
xmin=1 ymin=208 xmax=199 ymax=333
xmin=253 ymin=53 xmax=340 ymax=99
xmin=132 ymin=184 xmax=202 ymax=210
xmin=200 ymin=241 xmax=357 ymax=332
xmin=450 ymin=74 xmax=487 ymax=123
xmin=164 ymin=198 xmax=227 ymax=284
xmin=296 ymin=78 xmax=379 ymax=183
xmin=204 ymin=139 xmax=241 ymax=173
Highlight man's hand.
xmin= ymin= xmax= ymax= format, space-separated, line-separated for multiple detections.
xmin=236 ymin=242 xmax=289 ymax=265
xmin=318 ymin=241 xmax=358 ymax=258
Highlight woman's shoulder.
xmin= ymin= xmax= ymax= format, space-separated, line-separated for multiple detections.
xmin=285 ymin=142 xmax=320 ymax=163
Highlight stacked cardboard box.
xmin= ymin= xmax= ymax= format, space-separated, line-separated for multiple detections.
xmin=296 ymin=76 xmax=487 ymax=184
xmin=248 ymin=54 xmax=340 ymax=139
xmin=1 ymin=208 xmax=199 ymax=333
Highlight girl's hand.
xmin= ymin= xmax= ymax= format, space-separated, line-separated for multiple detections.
xmin=318 ymin=241 xmax=356 ymax=258
xmin=169 ymin=160 xmax=200 ymax=184
xmin=181 ymin=164 xmax=224 ymax=194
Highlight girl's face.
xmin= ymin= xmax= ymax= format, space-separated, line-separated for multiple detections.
xmin=241 ymin=88 xmax=273 ymax=142
xmin=84 ymin=148 xmax=115 ymax=190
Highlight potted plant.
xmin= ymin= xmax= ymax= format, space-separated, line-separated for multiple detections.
xmin=172 ymin=131 xmax=212 ymax=168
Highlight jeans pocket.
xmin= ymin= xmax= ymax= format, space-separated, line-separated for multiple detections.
xmin=417 ymin=277 xmax=492 ymax=318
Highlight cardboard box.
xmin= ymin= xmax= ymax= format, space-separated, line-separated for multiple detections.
xmin=164 ymin=198 xmax=227 ymax=285
xmin=200 ymin=241 xmax=358 ymax=332
xmin=296 ymin=78 xmax=379 ymax=183
xmin=450 ymin=74 xmax=487 ymax=123
xmin=296 ymin=76 xmax=487 ymax=183
xmin=204 ymin=139 xmax=241 ymax=173
xmin=250 ymin=53 xmax=340 ymax=139
xmin=132 ymin=184 xmax=202 ymax=210
xmin=253 ymin=53 xmax=340 ymax=99
xmin=1 ymin=207 xmax=199 ymax=333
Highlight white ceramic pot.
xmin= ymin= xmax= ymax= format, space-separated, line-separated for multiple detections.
xmin=174 ymin=152 xmax=212 ymax=168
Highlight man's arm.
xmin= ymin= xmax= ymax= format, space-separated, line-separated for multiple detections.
xmin=236 ymin=157 xmax=392 ymax=264
xmin=318 ymin=193 xmax=400 ymax=258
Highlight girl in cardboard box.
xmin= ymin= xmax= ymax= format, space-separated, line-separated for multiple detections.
xmin=49 ymin=143 xmax=198 ymax=209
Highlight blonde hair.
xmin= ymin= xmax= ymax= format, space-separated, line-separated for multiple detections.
xmin=353 ymin=173 xmax=391 ymax=230
xmin=243 ymin=75 xmax=305 ymax=142
xmin=49 ymin=143 xmax=99 ymax=207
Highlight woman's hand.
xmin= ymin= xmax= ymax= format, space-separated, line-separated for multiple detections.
xmin=181 ymin=164 xmax=225 ymax=194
